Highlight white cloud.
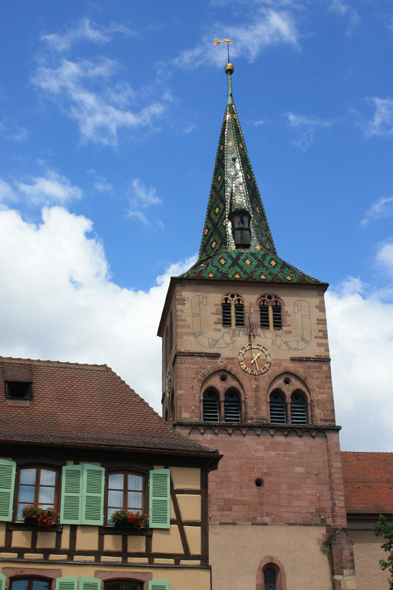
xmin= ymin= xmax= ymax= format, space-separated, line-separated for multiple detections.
xmin=173 ymin=9 xmax=299 ymax=70
xmin=360 ymin=196 xmax=393 ymax=227
xmin=127 ymin=178 xmax=163 ymax=226
xmin=328 ymin=0 xmax=360 ymax=33
xmin=88 ymin=170 xmax=113 ymax=193
xmin=285 ymin=111 xmax=332 ymax=150
xmin=326 ymin=276 xmax=393 ymax=452
xmin=0 ymin=206 xmax=194 ymax=411
xmin=41 ymin=18 xmax=134 ymax=52
xmin=32 ymin=57 xmax=166 ymax=146
xmin=15 ymin=169 xmax=83 ymax=206
xmin=365 ymin=98 xmax=393 ymax=137
xmin=376 ymin=240 xmax=393 ymax=278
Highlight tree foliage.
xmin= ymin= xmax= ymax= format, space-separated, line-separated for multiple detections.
xmin=373 ymin=514 xmax=393 ymax=589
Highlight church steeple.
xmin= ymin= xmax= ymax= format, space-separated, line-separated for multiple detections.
xmin=181 ymin=63 xmax=322 ymax=285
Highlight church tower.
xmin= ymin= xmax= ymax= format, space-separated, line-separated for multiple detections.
xmin=158 ymin=63 xmax=357 ymax=590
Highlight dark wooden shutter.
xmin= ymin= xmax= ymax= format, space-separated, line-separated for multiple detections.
xmin=260 ymin=304 xmax=269 ymax=328
xmin=234 ymin=303 xmax=244 ymax=327
xmin=272 ymin=305 xmax=282 ymax=329
xmin=203 ymin=390 xmax=219 ymax=422
xmin=224 ymin=391 xmax=241 ymax=422
xmin=222 ymin=302 xmax=232 ymax=326
xmin=291 ymin=392 xmax=307 ymax=424
xmin=270 ymin=392 xmax=286 ymax=424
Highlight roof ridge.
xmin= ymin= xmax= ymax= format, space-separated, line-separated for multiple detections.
xmin=0 ymin=356 xmax=107 ymax=370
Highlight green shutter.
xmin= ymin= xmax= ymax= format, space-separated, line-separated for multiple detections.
xmin=0 ymin=458 xmax=16 ymax=522
xmin=149 ymin=469 xmax=170 ymax=529
xmin=79 ymin=578 xmax=101 ymax=590
xmin=0 ymin=573 xmax=7 ymax=590
xmin=60 ymin=465 xmax=83 ymax=524
xmin=82 ymin=464 xmax=105 ymax=525
xmin=55 ymin=577 xmax=78 ymax=590
xmin=148 ymin=581 xmax=169 ymax=590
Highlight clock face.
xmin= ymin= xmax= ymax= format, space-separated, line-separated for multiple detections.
xmin=238 ymin=343 xmax=272 ymax=375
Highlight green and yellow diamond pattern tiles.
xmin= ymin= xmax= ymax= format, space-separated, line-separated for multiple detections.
xmin=182 ymin=248 xmax=324 ymax=284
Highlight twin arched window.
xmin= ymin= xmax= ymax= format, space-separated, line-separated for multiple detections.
xmin=269 ymin=390 xmax=308 ymax=425
xmin=203 ymin=388 xmax=241 ymax=423
xmin=221 ymin=293 xmax=245 ymax=328
xmin=259 ymin=294 xmax=282 ymax=330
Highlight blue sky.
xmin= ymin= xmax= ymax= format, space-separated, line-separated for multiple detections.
xmin=0 ymin=1 xmax=392 ymax=451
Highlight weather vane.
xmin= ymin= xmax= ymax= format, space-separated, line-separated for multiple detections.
xmin=214 ymin=38 xmax=232 ymax=62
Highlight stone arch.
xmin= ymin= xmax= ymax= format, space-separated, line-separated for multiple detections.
xmin=200 ymin=367 xmax=246 ymax=421
xmin=267 ymin=371 xmax=313 ymax=424
xmin=256 ymin=555 xmax=287 ymax=590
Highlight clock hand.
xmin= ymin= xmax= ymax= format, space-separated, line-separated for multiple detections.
xmin=251 ymin=352 xmax=261 ymax=364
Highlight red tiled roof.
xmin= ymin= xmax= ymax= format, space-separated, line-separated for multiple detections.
xmin=341 ymin=451 xmax=393 ymax=514
xmin=0 ymin=357 xmax=218 ymax=456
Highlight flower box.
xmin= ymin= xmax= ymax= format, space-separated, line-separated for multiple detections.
xmin=22 ymin=505 xmax=59 ymax=527
xmin=111 ymin=509 xmax=149 ymax=530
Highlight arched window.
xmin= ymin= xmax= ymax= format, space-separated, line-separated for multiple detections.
xmin=291 ymin=391 xmax=307 ymax=424
xmin=107 ymin=471 xmax=145 ymax=523
xmin=224 ymin=389 xmax=241 ymax=422
xmin=221 ymin=293 xmax=245 ymax=328
xmin=203 ymin=389 xmax=219 ymax=422
xmin=16 ymin=466 xmax=59 ymax=520
xmin=259 ymin=294 xmax=283 ymax=330
xmin=104 ymin=581 xmax=143 ymax=590
xmin=264 ymin=568 xmax=276 ymax=590
xmin=269 ymin=391 xmax=286 ymax=424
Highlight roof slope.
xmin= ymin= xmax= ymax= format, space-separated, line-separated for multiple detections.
xmin=0 ymin=357 xmax=218 ymax=455
xmin=341 ymin=451 xmax=393 ymax=514
xmin=180 ymin=66 xmax=324 ymax=285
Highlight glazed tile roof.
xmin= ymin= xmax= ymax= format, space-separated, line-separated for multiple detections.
xmin=180 ymin=70 xmax=324 ymax=285
xmin=0 ymin=357 xmax=218 ymax=455
xmin=341 ymin=452 xmax=393 ymax=514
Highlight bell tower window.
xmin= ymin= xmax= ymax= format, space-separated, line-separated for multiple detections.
xmin=290 ymin=391 xmax=307 ymax=424
xmin=229 ymin=209 xmax=251 ymax=248
xmin=203 ymin=389 xmax=219 ymax=422
xmin=259 ymin=294 xmax=283 ymax=330
xmin=269 ymin=391 xmax=286 ymax=424
xmin=224 ymin=389 xmax=241 ymax=422
xmin=221 ymin=293 xmax=245 ymax=328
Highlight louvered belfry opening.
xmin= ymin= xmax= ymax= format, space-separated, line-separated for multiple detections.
xmin=272 ymin=304 xmax=282 ymax=329
xmin=264 ymin=567 xmax=277 ymax=590
xmin=224 ymin=390 xmax=241 ymax=422
xmin=222 ymin=302 xmax=232 ymax=327
xmin=229 ymin=210 xmax=251 ymax=248
xmin=270 ymin=391 xmax=286 ymax=424
xmin=203 ymin=389 xmax=220 ymax=422
xmin=259 ymin=294 xmax=283 ymax=330
xmin=291 ymin=391 xmax=308 ymax=424
xmin=221 ymin=293 xmax=245 ymax=327
xmin=259 ymin=304 xmax=269 ymax=328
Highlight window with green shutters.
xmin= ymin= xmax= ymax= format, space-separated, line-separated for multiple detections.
xmin=149 ymin=469 xmax=170 ymax=529
xmin=60 ymin=464 xmax=104 ymax=525
xmin=0 ymin=573 xmax=6 ymax=590
xmin=0 ymin=458 xmax=16 ymax=521
xmin=148 ymin=581 xmax=169 ymax=590
xmin=79 ymin=578 xmax=101 ymax=590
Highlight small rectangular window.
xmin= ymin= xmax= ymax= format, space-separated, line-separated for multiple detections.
xmin=6 ymin=382 xmax=31 ymax=400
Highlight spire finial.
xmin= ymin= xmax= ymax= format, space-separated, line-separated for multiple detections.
xmin=214 ymin=38 xmax=234 ymax=106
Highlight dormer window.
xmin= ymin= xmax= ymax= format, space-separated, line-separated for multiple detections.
xmin=229 ymin=210 xmax=251 ymax=248
xmin=5 ymin=381 xmax=31 ymax=400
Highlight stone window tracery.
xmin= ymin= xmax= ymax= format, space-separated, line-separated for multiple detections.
xmin=221 ymin=293 xmax=245 ymax=328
